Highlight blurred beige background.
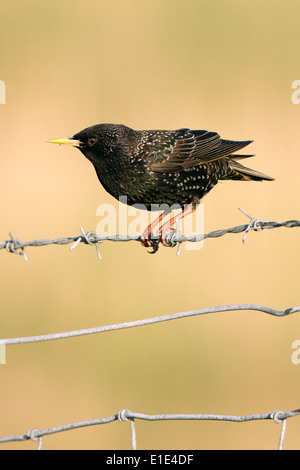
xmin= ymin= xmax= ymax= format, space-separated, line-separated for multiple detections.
xmin=0 ymin=0 xmax=300 ymax=450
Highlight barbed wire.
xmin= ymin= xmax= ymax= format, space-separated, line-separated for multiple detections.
xmin=0 ymin=303 xmax=299 ymax=347
xmin=1 ymin=210 xmax=299 ymax=449
xmin=0 ymin=407 xmax=299 ymax=450
xmin=0 ymin=209 xmax=299 ymax=259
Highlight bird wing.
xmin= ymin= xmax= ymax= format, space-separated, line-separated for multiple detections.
xmin=149 ymin=128 xmax=253 ymax=173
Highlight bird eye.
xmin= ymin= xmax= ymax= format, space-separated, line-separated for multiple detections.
xmin=88 ymin=137 xmax=97 ymax=146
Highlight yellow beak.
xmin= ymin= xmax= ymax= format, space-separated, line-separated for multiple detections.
xmin=47 ymin=137 xmax=81 ymax=147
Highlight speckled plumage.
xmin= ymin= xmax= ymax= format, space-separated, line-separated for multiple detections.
xmin=66 ymin=123 xmax=273 ymax=210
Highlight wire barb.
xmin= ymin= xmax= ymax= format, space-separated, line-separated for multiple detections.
xmin=238 ymin=208 xmax=265 ymax=243
xmin=5 ymin=232 xmax=28 ymax=261
xmin=70 ymin=226 xmax=102 ymax=259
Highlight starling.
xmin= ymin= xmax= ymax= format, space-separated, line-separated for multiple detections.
xmin=48 ymin=124 xmax=273 ymax=252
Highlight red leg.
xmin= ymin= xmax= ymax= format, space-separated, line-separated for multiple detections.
xmin=141 ymin=209 xmax=171 ymax=251
xmin=158 ymin=204 xmax=196 ymax=247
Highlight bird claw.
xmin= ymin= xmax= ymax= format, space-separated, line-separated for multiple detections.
xmin=141 ymin=216 xmax=179 ymax=252
xmin=141 ymin=229 xmax=177 ymax=253
xmin=147 ymin=240 xmax=160 ymax=254
xmin=141 ymin=233 xmax=160 ymax=253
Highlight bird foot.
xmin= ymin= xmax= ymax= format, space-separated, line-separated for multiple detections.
xmin=159 ymin=228 xmax=177 ymax=248
xmin=141 ymin=224 xmax=178 ymax=252
xmin=141 ymin=210 xmax=179 ymax=253
xmin=141 ymin=231 xmax=160 ymax=254
xmin=141 ymin=228 xmax=177 ymax=252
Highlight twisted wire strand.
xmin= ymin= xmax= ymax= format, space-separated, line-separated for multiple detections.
xmin=0 ymin=210 xmax=299 ymax=260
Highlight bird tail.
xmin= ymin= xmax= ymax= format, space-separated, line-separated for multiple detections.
xmin=226 ymin=156 xmax=274 ymax=181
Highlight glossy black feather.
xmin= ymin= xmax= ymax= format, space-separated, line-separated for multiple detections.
xmin=67 ymin=123 xmax=273 ymax=209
